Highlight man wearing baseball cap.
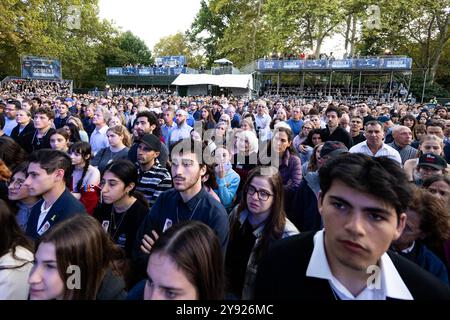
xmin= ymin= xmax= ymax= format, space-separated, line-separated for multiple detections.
xmin=135 ymin=134 xmax=172 ymax=208
xmin=415 ymin=153 xmax=447 ymax=186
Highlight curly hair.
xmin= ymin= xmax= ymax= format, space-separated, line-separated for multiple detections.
xmin=410 ymin=187 xmax=450 ymax=247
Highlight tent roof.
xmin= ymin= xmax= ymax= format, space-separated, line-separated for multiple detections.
xmin=172 ymin=74 xmax=253 ymax=90
xmin=214 ymin=58 xmax=233 ymax=65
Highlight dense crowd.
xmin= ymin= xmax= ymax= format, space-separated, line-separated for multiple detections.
xmin=0 ymin=90 xmax=450 ymax=300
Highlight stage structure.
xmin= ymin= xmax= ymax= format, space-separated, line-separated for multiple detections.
xmin=255 ymin=56 xmax=413 ymax=102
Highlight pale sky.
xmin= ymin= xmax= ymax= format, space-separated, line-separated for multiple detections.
xmin=99 ymin=0 xmax=202 ymax=51
xmin=98 ymin=0 xmax=346 ymax=58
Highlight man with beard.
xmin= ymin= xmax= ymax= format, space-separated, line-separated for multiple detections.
xmin=255 ymin=153 xmax=450 ymax=300
xmin=133 ymin=139 xmax=229 ymax=276
xmin=128 ymin=111 xmax=169 ymax=168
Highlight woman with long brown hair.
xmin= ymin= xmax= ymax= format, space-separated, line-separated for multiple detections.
xmin=28 ymin=214 xmax=126 ymax=300
xmin=225 ymin=166 xmax=299 ymax=299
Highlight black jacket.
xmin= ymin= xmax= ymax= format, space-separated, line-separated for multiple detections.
xmin=321 ymin=126 xmax=353 ymax=149
xmin=10 ymin=122 xmax=35 ymax=154
xmin=26 ymin=188 xmax=86 ymax=240
xmin=255 ymin=232 xmax=450 ymax=300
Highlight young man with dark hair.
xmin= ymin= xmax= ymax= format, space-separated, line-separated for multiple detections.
xmin=31 ymin=107 xmax=56 ymax=151
xmin=321 ymin=106 xmax=353 ymax=149
xmin=349 ymin=116 xmax=366 ymax=145
xmin=54 ymin=102 xmax=70 ymax=129
xmin=128 ymin=111 xmax=168 ymax=167
xmin=24 ymin=149 xmax=86 ymax=240
xmin=133 ymin=138 xmax=229 ymax=272
xmin=256 ymin=153 xmax=450 ymax=300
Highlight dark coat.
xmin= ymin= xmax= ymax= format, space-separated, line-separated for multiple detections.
xmin=26 ymin=188 xmax=86 ymax=240
xmin=255 ymin=232 xmax=450 ymax=300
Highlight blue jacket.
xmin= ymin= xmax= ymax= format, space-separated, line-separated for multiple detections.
xmin=26 ymin=188 xmax=86 ymax=240
xmin=214 ymin=168 xmax=240 ymax=211
xmin=396 ymin=241 xmax=449 ymax=286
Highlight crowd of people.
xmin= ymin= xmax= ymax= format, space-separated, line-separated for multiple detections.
xmin=1 ymin=79 xmax=72 ymax=97
xmin=0 ymin=90 xmax=450 ymax=300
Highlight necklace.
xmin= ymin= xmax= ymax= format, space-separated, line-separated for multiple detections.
xmin=110 ymin=207 xmax=128 ymax=239
xmin=176 ymin=200 xmax=201 ymax=223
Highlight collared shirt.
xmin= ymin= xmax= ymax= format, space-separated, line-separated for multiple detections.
xmin=136 ymin=159 xmax=173 ymax=208
xmin=306 ymin=230 xmax=413 ymax=300
xmin=169 ymin=123 xmax=192 ymax=146
xmin=161 ymin=122 xmax=177 ymax=145
xmin=90 ymin=125 xmax=109 ymax=155
xmin=37 ymin=201 xmax=52 ymax=232
xmin=3 ymin=118 xmax=17 ymax=136
xmin=387 ymin=141 xmax=418 ymax=165
xmin=349 ymin=141 xmax=402 ymax=164
xmin=255 ymin=114 xmax=272 ymax=140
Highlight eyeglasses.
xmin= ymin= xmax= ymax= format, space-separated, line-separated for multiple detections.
xmin=7 ymin=178 xmax=25 ymax=189
xmin=247 ymin=185 xmax=273 ymax=201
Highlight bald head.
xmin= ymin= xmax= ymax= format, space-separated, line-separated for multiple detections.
xmin=392 ymin=125 xmax=413 ymax=147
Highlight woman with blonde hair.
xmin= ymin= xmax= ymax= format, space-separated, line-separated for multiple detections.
xmin=240 ymin=117 xmax=256 ymax=133
xmin=67 ymin=115 xmax=89 ymax=142
xmin=91 ymin=125 xmax=131 ymax=174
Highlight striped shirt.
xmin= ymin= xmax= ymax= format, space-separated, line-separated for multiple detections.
xmin=136 ymin=160 xmax=172 ymax=207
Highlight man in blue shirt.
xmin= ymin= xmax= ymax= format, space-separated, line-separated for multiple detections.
xmin=286 ymin=106 xmax=304 ymax=136
xmin=134 ymin=139 xmax=229 ymax=269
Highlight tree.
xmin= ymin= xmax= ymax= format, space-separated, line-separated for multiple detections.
xmin=357 ymin=0 xmax=449 ymax=84
xmin=153 ymin=32 xmax=206 ymax=69
xmin=187 ymin=0 xmax=228 ymax=67
xmin=117 ymin=31 xmax=152 ymax=66
xmin=265 ymin=0 xmax=346 ymax=57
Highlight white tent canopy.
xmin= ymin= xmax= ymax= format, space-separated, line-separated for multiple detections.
xmin=214 ymin=58 xmax=233 ymax=65
xmin=172 ymin=74 xmax=253 ymax=90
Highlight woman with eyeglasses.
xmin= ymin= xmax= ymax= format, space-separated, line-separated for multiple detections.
xmin=225 ymin=166 xmax=299 ymax=300
xmin=7 ymin=162 xmax=40 ymax=231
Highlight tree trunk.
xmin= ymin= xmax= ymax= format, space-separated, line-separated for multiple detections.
xmin=350 ymin=15 xmax=357 ymax=56
xmin=428 ymin=14 xmax=449 ymax=84
xmin=344 ymin=15 xmax=351 ymax=52
xmin=315 ymin=37 xmax=323 ymax=58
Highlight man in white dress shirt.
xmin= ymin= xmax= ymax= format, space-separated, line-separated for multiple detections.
xmin=349 ymin=120 xmax=401 ymax=165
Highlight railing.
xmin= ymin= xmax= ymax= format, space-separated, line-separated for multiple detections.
xmin=256 ymin=57 xmax=413 ymax=71
xmin=106 ymin=66 xmax=188 ymax=76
